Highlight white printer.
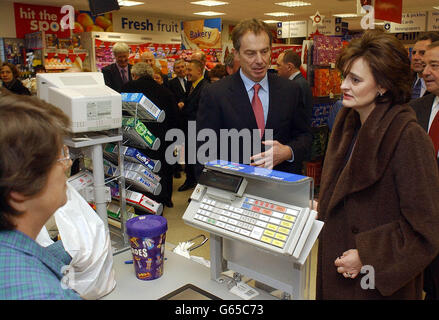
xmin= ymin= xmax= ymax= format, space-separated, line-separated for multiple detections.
xmin=37 ymin=72 xmax=122 ymax=133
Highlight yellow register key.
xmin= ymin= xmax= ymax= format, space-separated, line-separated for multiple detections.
xmin=272 ymin=240 xmax=285 ymax=248
xmin=264 ymin=230 xmax=275 ymax=237
xmin=283 ymin=215 xmax=295 ymax=222
xmin=280 ymin=221 xmax=293 ymax=228
xmin=261 ymin=236 xmax=272 ymax=244
xmin=275 ymin=233 xmax=287 ymax=241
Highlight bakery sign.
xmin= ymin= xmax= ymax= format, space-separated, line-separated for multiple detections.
xmin=181 ymin=18 xmax=222 ymax=49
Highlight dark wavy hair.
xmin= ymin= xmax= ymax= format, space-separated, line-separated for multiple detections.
xmin=336 ymin=29 xmax=411 ymax=106
xmin=0 ymin=95 xmax=71 ymax=230
xmin=232 ymin=19 xmax=272 ymax=52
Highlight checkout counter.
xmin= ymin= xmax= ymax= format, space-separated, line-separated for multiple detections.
xmin=104 ymin=160 xmax=323 ymax=300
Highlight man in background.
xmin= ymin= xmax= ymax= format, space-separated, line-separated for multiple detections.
xmin=191 ymin=50 xmax=210 ymax=82
xmin=178 ymin=59 xmax=209 ymax=191
xmin=410 ymin=32 xmax=439 ymax=100
xmin=224 ymin=52 xmax=240 ymax=75
xmin=141 ymin=50 xmax=168 ymax=86
xmin=277 ymin=50 xmax=313 ymax=123
xmin=409 ymin=41 xmax=439 ymax=300
xmin=102 ymin=42 xmax=132 ymax=93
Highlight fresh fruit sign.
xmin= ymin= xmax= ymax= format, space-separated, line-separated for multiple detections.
xmin=14 ymin=2 xmax=72 ymax=38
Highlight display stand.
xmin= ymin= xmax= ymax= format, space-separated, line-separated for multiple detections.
xmin=183 ymin=161 xmax=323 ymax=300
xmin=65 ymin=129 xmax=129 ymax=249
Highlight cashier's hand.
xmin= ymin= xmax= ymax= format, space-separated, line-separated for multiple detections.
xmin=250 ymin=140 xmax=292 ymax=169
xmin=334 ymin=249 xmax=363 ymax=279
xmin=178 ymin=102 xmax=185 ymax=109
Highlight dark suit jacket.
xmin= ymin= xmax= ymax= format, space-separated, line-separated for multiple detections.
xmin=102 ymin=63 xmax=132 ymax=93
xmin=182 ymin=78 xmax=209 ymax=123
xmin=168 ymin=77 xmax=191 ymax=104
xmin=409 ymin=93 xmax=439 ymax=300
xmin=292 ymin=72 xmax=313 ymax=124
xmin=196 ymin=71 xmax=312 ymax=175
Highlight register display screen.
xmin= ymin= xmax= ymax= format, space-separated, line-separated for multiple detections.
xmin=198 ymin=170 xmax=243 ymax=194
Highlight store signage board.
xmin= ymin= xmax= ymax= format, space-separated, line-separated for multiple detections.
xmin=427 ymin=11 xmax=439 ymax=31
xmin=112 ymin=12 xmax=181 ymax=36
xmin=14 ymin=2 xmax=71 ymax=39
xmin=278 ymin=21 xmax=308 ymax=38
xmin=383 ymin=11 xmax=427 ymax=33
xmin=307 ymin=18 xmax=335 ymax=36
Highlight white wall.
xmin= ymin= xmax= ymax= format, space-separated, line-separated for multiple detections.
xmin=0 ymin=2 xmax=16 ymax=38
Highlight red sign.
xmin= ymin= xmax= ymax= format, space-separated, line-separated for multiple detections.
xmin=374 ymin=0 xmax=403 ymax=24
xmin=14 ymin=2 xmax=71 ymax=39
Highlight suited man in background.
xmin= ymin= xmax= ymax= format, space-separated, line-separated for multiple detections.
xmin=224 ymin=52 xmax=240 ymax=75
xmin=409 ymin=41 xmax=439 ymax=300
xmin=121 ymin=62 xmax=179 ymax=208
xmin=102 ymin=42 xmax=132 ymax=93
xmin=141 ymin=50 xmax=169 ymax=87
xmin=276 ymin=50 xmax=313 ymax=125
xmin=196 ymin=19 xmax=312 ymax=176
xmin=410 ymin=32 xmax=439 ymax=100
xmin=178 ymin=59 xmax=209 ymax=191
xmin=191 ymin=50 xmax=210 ymax=83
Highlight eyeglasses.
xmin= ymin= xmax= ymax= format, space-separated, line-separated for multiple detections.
xmin=57 ymin=145 xmax=71 ymax=166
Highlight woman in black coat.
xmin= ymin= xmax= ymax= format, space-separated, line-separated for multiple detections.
xmin=1 ymin=62 xmax=31 ymax=95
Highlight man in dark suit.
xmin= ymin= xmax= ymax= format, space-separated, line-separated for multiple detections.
xmin=121 ymin=62 xmax=179 ymax=208
xmin=409 ymin=41 xmax=439 ymax=300
xmin=141 ymin=51 xmax=169 ymax=87
xmin=276 ymin=50 xmax=313 ymax=125
xmin=102 ymin=42 xmax=132 ymax=93
xmin=410 ymin=32 xmax=439 ymax=100
xmin=196 ymin=19 xmax=312 ymax=176
xmin=191 ymin=50 xmax=210 ymax=83
xmin=178 ymin=59 xmax=209 ymax=191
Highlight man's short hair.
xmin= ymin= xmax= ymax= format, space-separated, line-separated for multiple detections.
xmin=191 ymin=51 xmax=207 ymax=65
xmin=428 ymin=41 xmax=439 ymax=51
xmin=174 ymin=59 xmax=186 ymax=67
xmin=131 ymin=62 xmax=154 ymax=78
xmin=282 ymin=50 xmax=301 ymax=69
xmin=419 ymin=32 xmax=439 ymax=43
xmin=190 ymin=59 xmax=204 ymax=73
xmin=224 ymin=52 xmax=235 ymax=68
xmin=232 ymin=19 xmax=272 ymax=52
xmin=112 ymin=42 xmax=130 ymax=55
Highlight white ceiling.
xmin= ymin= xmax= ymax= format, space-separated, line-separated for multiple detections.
xmin=2 ymin=0 xmax=439 ymax=29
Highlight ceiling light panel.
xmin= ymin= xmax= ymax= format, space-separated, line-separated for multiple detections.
xmin=191 ymin=1 xmax=229 ymax=6
xmin=332 ymin=13 xmax=359 ymax=18
xmin=193 ymin=11 xmax=225 ymax=16
xmin=118 ymin=1 xmax=144 ymax=6
xmin=275 ymin=1 xmax=312 ymax=7
xmin=265 ymin=12 xmax=294 ymax=17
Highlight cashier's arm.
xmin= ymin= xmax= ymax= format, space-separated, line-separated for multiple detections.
xmin=250 ymin=140 xmax=292 ymax=169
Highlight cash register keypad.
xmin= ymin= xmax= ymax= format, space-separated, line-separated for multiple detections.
xmin=194 ymin=197 xmax=301 ymax=250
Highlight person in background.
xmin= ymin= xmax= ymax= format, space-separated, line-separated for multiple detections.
xmin=276 ymin=50 xmax=313 ymax=125
xmin=168 ymin=59 xmax=190 ymax=179
xmin=317 ymin=30 xmax=439 ymax=299
xmin=141 ymin=51 xmax=168 ymax=86
xmin=102 ymin=42 xmax=132 ymax=93
xmin=196 ymin=19 xmax=311 ymax=176
xmin=1 ymin=62 xmax=31 ymax=95
xmin=0 ymin=94 xmax=81 ymax=299
xmin=178 ymin=59 xmax=209 ymax=192
xmin=191 ymin=50 xmax=210 ymax=82
xmin=409 ymin=41 xmax=439 ymax=300
xmin=410 ymin=32 xmax=439 ymax=100
xmin=122 ymin=62 xmax=179 ymax=208
xmin=224 ymin=51 xmax=240 ymax=75
xmin=34 ymin=65 xmax=46 ymax=74
xmin=208 ymin=64 xmax=227 ymax=83
xmin=152 ymin=66 xmax=165 ymax=86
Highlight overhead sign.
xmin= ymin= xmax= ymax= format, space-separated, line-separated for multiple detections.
xmin=384 ymin=11 xmax=427 ymax=33
xmin=308 ymin=17 xmax=335 ymax=36
xmin=278 ymin=21 xmax=308 ymax=38
xmin=427 ymin=11 xmax=439 ymax=31
xmin=14 ymin=2 xmax=71 ymax=39
xmin=112 ymin=12 xmax=181 ymax=36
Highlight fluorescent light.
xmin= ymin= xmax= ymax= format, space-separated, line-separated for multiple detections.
xmin=263 ymin=20 xmax=281 ymax=24
xmin=374 ymin=22 xmax=384 ymax=25
xmin=265 ymin=12 xmax=294 ymax=17
xmin=333 ymin=13 xmax=359 ymax=18
xmin=434 ymin=6 xmax=439 ymax=10
xmin=193 ymin=11 xmax=225 ymax=16
xmin=118 ymin=1 xmax=144 ymax=6
xmin=275 ymin=1 xmax=311 ymax=7
xmin=191 ymin=0 xmax=229 ymax=6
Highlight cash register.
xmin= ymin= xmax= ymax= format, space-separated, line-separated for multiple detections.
xmin=183 ymin=160 xmax=324 ymax=299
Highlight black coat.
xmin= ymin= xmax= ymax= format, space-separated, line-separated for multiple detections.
xmin=196 ymin=71 xmax=312 ymax=175
xmin=182 ymin=78 xmax=209 ymax=123
xmin=2 ymin=79 xmax=31 ymax=95
xmin=291 ymin=73 xmax=313 ymax=124
xmin=168 ymin=77 xmax=191 ymax=104
xmin=102 ymin=63 xmax=132 ymax=93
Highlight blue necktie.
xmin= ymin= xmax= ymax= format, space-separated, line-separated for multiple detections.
xmin=411 ymin=78 xmax=422 ymax=100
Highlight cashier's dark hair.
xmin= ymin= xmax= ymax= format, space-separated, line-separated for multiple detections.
xmin=0 ymin=95 xmax=71 ymax=230
xmin=336 ymin=29 xmax=411 ymax=105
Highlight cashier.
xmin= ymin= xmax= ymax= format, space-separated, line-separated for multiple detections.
xmin=0 ymin=94 xmax=81 ymax=299
xmin=1 ymin=62 xmax=31 ymax=95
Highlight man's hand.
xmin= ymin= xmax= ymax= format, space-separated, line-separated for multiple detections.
xmin=250 ymin=140 xmax=292 ymax=169
xmin=178 ymin=102 xmax=185 ymax=110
